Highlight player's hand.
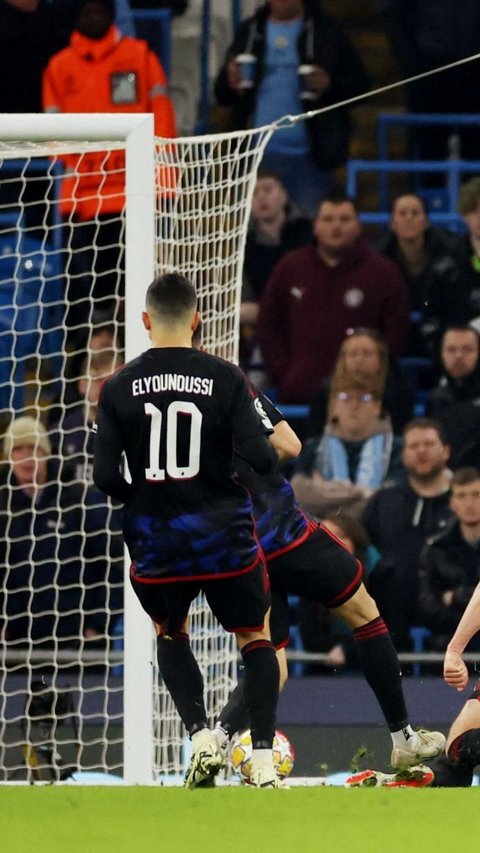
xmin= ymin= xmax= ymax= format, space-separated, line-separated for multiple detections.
xmin=305 ymin=66 xmax=331 ymax=97
xmin=444 ymin=648 xmax=469 ymax=691
xmin=227 ymin=60 xmax=244 ymax=91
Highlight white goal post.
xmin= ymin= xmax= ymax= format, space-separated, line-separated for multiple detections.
xmin=0 ymin=113 xmax=273 ymax=785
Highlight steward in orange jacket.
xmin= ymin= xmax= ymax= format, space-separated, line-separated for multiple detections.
xmin=42 ymin=2 xmax=177 ymax=221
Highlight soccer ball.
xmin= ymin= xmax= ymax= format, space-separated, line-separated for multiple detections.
xmin=229 ymin=729 xmax=295 ymax=783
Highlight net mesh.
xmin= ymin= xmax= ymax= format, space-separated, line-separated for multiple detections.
xmin=0 ymin=125 xmax=272 ymax=782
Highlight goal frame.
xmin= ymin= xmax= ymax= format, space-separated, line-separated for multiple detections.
xmin=0 ymin=112 xmax=156 ymax=784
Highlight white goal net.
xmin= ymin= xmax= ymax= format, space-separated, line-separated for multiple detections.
xmin=0 ymin=114 xmax=273 ymax=784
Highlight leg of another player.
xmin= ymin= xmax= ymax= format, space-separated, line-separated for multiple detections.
xmin=235 ymin=620 xmax=280 ymax=787
xmin=334 ymin=584 xmax=445 ymax=768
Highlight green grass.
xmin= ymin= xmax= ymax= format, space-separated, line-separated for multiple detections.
xmin=2 ymin=787 xmax=476 ymax=853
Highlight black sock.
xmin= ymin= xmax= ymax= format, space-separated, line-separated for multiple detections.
xmin=217 ymin=682 xmax=249 ymax=738
xmin=353 ymin=618 xmax=409 ymax=731
xmin=448 ymin=729 xmax=480 ymax=769
xmin=240 ymin=640 xmax=279 ymax=750
xmin=156 ymin=633 xmax=207 ymax=735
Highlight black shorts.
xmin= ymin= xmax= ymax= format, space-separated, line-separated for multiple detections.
xmin=267 ymin=524 xmax=363 ymax=648
xmin=130 ymin=562 xmax=271 ymax=636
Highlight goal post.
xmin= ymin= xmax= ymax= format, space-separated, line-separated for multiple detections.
xmin=0 ymin=113 xmax=274 ymax=785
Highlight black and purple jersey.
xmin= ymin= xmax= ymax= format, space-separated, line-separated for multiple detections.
xmin=235 ymin=393 xmax=313 ymax=560
xmin=93 ymin=347 xmax=276 ymax=582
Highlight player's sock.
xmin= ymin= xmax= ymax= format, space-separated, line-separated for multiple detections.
xmin=240 ymin=640 xmax=279 ymax=749
xmin=156 ymin=633 xmax=208 ymax=734
xmin=216 ymin=682 xmax=249 ymax=738
xmin=430 ymin=752 xmax=474 ymax=787
xmin=353 ymin=617 xmax=409 ymax=731
xmin=447 ymin=729 xmax=480 ymax=769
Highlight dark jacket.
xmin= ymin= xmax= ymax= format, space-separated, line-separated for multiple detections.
xmin=453 ymin=234 xmax=480 ymax=319
xmin=0 ymin=461 xmax=121 ymax=644
xmin=257 ymin=238 xmax=410 ymax=403
xmin=243 ymin=215 xmax=313 ymax=302
xmin=214 ymin=2 xmax=369 ymax=169
xmin=426 ymin=369 xmax=480 ymax=470
xmin=380 ymin=0 xmax=480 ymax=73
xmin=0 ymin=0 xmax=63 ymax=112
xmin=375 ymin=226 xmax=468 ymax=360
xmin=362 ymin=477 xmax=453 ymax=647
xmin=418 ymin=519 xmax=480 ymax=651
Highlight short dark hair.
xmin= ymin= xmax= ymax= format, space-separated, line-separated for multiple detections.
xmin=403 ymin=416 xmax=448 ymax=445
xmin=391 ymin=193 xmax=428 ymax=215
xmin=451 ymin=467 xmax=480 ymax=488
xmin=317 ymin=192 xmax=357 ymax=214
xmin=442 ymin=325 xmax=480 ymax=344
xmin=146 ymin=273 xmax=197 ymax=321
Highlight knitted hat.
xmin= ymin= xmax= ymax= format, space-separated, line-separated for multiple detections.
xmin=3 ymin=417 xmax=51 ymax=458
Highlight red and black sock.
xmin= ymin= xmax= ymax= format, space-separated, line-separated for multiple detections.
xmin=448 ymin=729 xmax=480 ymax=769
xmin=240 ymin=640 xmax=279 ymax=750
xmin=353 ymin=617 xmax=409 ymax=731
xmin=156 ymin=633 xmax=207 ymax=736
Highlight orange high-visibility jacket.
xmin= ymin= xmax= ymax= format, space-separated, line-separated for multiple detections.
xmin=42 ymin=27 xmax=177 ymax=220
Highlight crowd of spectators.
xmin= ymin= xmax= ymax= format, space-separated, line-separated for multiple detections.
xmin=2 ymin=0 xmax=480 ymax=675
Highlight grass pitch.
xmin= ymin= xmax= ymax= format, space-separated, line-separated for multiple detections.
xmin=2 ymin=786 xmax=476 ymax=853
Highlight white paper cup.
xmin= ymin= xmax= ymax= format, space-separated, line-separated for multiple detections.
xmin=236 ymin=53 xmax=257 ymax=89
xmin=298 ymin=64 xmax=317 ymax=101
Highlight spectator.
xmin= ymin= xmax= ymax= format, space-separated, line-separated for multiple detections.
xmin=363 ymin=417 xmax=453 ymax=650
xmin=298 ymin=513 xmax=384 ymax=672
xmin=418 ymin=467 xmax=480 ymax=654
xmin=257 ymin=193 xmax=411 ymax=403
xmin=291 ymin=374 xmax=402 ymax=519
xmin=51 ymin=0 xmax=135 ymax=41
xmin=305 ymin=327 xmax=415 ymax=438
xmin=380 ymin=1 xmax=480 ymax=170
xmin=426 ymin=326 xmax=480 ymax=470
xmin=376 ymin=193 xmax=467 ymax=363
xmin=214 ymin=0 xmax=369 ymax=216
xmin=241 ymin=170 xmax=312 ymax=369
xmin=0 ymin=417 xmax=120 ymax=652
xmin=42 ymin=0 xmax=177 ymax=339
xmin=455 ymin=178 xmax=480 ymax=322
xmin=51 ymin=349 xmax=123 ymax=483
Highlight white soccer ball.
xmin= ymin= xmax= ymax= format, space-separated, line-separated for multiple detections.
xmin=229 ymin=728 xmax=295 ymax=783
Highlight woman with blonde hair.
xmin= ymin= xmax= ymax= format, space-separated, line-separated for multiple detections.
xmin=292 ymin=372 xmax=403 ymax=519
xmin=305 ymin=327 xmax=414 ymax=437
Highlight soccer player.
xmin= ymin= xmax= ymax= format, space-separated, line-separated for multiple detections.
xmin=214 ymin=391 xmax=446 ymax=774
xmin=347 ymin=577 xmax=480 ymax=788
xmin=93 ymin=272 xmax=282 ymax=788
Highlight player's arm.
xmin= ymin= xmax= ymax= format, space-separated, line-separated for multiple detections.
xmin=230 ymin=373 xmax=278 ymax=476
xmin=92 ymin=383 xmax=132 ymax=504
xmin=258 ymin=392 xmax=302 ymax=463
xmin=444 ymin=581 xmax=480 ymax=691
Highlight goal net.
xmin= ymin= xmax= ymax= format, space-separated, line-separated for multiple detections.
xmin=0 ymin=115 xmax=273 ymax=784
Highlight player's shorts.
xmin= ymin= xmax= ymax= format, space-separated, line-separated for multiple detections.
xmin=130 ymin=561 xmax=271 ymax=636
xmin=267 ymin=524 xmax=364 ymax=649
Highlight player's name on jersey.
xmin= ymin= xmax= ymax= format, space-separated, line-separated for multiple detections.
xmin=132 ymin=374 xmax=214 ymax=397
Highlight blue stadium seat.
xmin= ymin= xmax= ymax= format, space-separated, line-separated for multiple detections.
xmin=0 ymin=227 xmax=64 ymax=411
xmin=409 ymin=626 xmax=432 ymax=677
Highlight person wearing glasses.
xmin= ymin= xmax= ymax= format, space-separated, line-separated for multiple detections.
xmin=305 ymin=327 xmax=415 ymax=438
xmin=291 ymin=374 xmax=403 ymax=520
